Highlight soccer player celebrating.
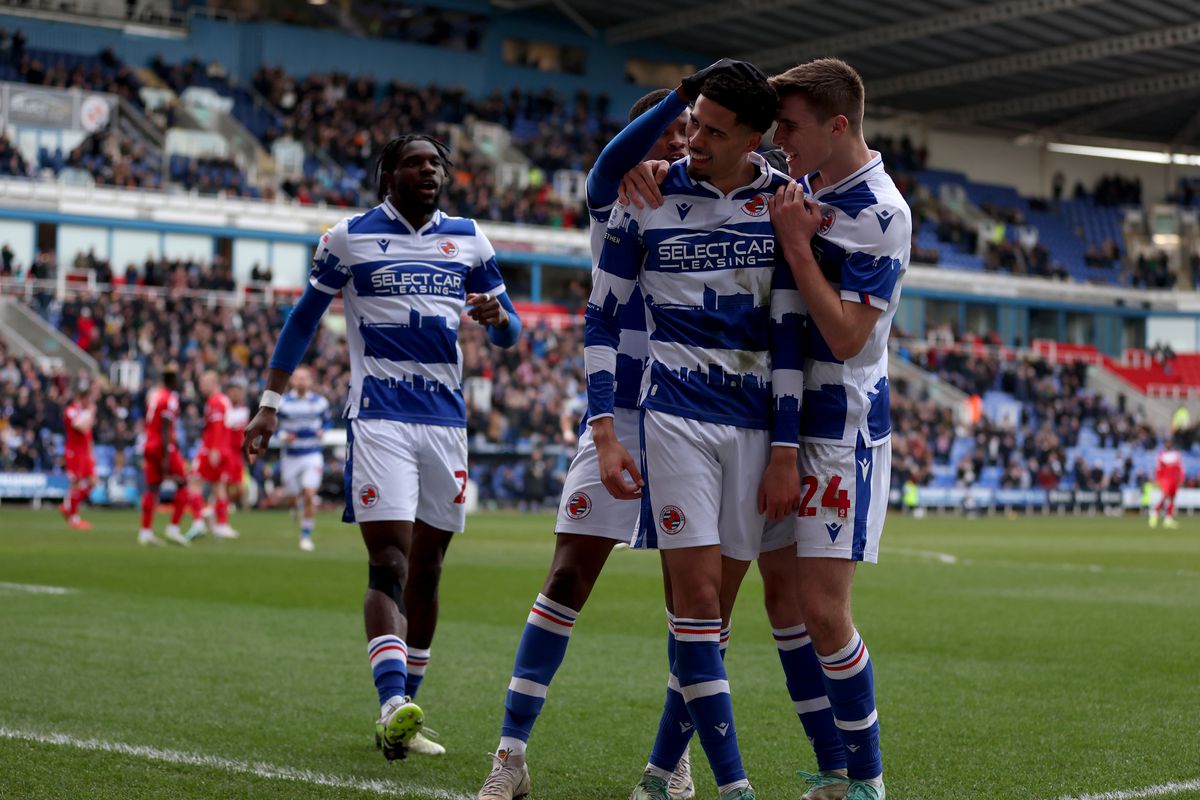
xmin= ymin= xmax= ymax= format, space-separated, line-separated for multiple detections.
xmin=138 ymin=363 xmax=195 ymax=547
xmin=61 ymin=382 xmax=98 ymax=530
xmin=187 ymin=370 xmax=239 ymax=541
xmin=1151 ymin=439 xmax=1185 ymax=529
xmin=768 ymin=58 xmax=912 ymax=800
xmin=276 ymin=367 xmax=329 ymax=551
xmin=588 ymin=63 xmax=802 ymax=800
xmin=223 ymin=378 xmax=250 ymax=508
xmin=243 ymin=133 xmax=521 ymax=761
xmin=477 ymin=88 xmax=689 ymax=800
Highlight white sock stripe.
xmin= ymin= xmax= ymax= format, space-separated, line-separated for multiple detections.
xmin=508 ymin=677 xmax=549 ymax=699
xmin=407 ymin=665 xmax=426 ymax=676
xmin=533 ymin=593 xmax=579 ymax=620
xmin=679 ymin=679 xmax=730 ymax=703
xmin=526 ymin=611 xmax=573 ymax=636
xmin=772 ymin=623 xmax=808 ymax=637
xmin=667 ymin=673 xmax=681 ymax=693
xmin=834 ymin=708 xmax=878 ymax=731
xmin=674 ymin=631 xmax=721 ymax=643
xmin=794 ymin=696 xmax=832 ymax=715
xmin=820 ymin=644 xmax=870 ymax=679
xmin=407 ymin=648 xmax=431 ymax=659
xmin=818 ymin=630 xmax=863 ymax=664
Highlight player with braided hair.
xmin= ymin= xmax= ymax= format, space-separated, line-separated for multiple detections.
xmin=245 ymin=133 xmax=522 ymax=761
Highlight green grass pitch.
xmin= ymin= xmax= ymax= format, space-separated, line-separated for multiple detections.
xmin=1 ymin=508 xmax=1199 ymax=800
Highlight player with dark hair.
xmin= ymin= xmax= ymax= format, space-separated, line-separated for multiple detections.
xmin=477 ymin=86 xmax=689 ymax=800
xmin=588 ymin=61 xmax=802 ymax=800
xmin=768 ymin=57 xmax=911 ymax=800
xmin=138 ymin=363 xmax=195 ymax=547
xmin=61 ymin=381 xmax=98 ymax=530
xmin=244 ymin=133 xmax=522 ymax=761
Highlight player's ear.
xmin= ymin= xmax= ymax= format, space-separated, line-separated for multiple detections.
xmin=831 ymin=114 xmax=849 ymax=138
xmin=745 ymin=130 xmax=762 ymax=154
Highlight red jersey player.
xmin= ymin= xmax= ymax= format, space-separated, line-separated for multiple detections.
xmin=1150 ymin=441 xmax=1186 ymax=529
xmin=61 ymin=383 xmax=98 ymax=530
xmin=223 ymin=379 xmax=250 ymax=509
xmin=138 ymin=363 xmax=195 ymax=546
xmin=187 ymin=370 xmax=239 ymax=540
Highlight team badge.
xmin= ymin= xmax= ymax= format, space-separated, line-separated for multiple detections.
xmin=742 ymin=195 xmax=768 ymax=217
xmin=819 ymin=207 xmax=836 ymax=235
xmin=359 ymin=484 xmax=380 ymax=508
xmin=659 ymin=505 xmax=686 ymax=534
xmin=565 ymin=491 xmax=592 ymax=520
xmin=437 ymin=239 xmax=459 ymax=257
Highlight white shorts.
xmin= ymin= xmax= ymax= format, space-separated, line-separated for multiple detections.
xmin=281 ymin=451 xmax=324 ymax=496
xmin=633 ymin=409 xmax=781 ymax=561
xmin=556 ymin=407 xmax=642 ymax=541
xmin=343 ymin=418 xmax=468 ymax=532
xmin=794 ymin=434 xmax=890 ymax=563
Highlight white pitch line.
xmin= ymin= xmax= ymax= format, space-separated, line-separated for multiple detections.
xmin=0 ymin=726 xmax=472 ymax=800
xmin=882 ymin=549 xmax=1200 ymax=579
xmin=0 ymin=581 xmax=77 ymax=595
xmin=884 ymin=547 xmax=959 ymax=564
xmin=1052 ymin=778 xmax=1200 ymax=799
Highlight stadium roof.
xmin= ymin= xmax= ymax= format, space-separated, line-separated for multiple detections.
xmin=501 ymin=0 xmax=1200 ymax=150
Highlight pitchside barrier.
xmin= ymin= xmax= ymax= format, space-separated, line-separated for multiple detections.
xmin=890 ymin=486 xmax=1197 ymax=513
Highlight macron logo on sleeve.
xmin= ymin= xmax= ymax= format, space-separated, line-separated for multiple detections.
xmin=874 ymin=209 xmax=894 ymax=233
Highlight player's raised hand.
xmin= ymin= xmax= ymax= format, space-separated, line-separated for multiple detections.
xmin=680 ymin=58 xmax=768 ymax=103
xmin=769 ymin=185 xmax=821 ymax=252
xmin=242 ymin=408 xmax=278 ymax=464
xmin=758 ymin=447 xmax=800 ymax=521
xmin=466 ymin=292 xmax=509 ymax=328
xmin=618 ymin=160 xmax=670 ymax=209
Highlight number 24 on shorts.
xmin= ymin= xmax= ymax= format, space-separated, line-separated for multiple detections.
xmin=798 ymin=475 xmax=850 ymax=518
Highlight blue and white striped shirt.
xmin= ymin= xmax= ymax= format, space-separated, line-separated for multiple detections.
xmin=585 ymin=153 xmax=805 ymax=445
xmin=307 ymin=200 xmax=519 ymax=428
xmin=798 ymin=154 xmax=909 ymax=447
xmin=277 ymin=391 xmax=330 ymax=457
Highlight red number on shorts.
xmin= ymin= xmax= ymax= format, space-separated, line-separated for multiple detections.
xmin=821 ymin=476 xmax=851 ymax=518
xmin=798 ymin=476 xmax=819 ymax=517
xmin=453 ymin=470 xmax=468 ymax=504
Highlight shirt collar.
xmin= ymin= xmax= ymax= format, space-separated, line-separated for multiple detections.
xmin=807 ymin=151 xmax=884 ymax=197
xmin=380 ymin=198 xmax=442 ymax=233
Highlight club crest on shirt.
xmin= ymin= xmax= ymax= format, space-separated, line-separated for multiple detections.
xmin=437 ymin=239 xmax=459 ymax=257
xmin=359 ymin=483 xmax=380 ymax=508
xmin=819 ymin=207 xmax=837 ymax=235
xmin=565 ymin=491 xmax=592 ymax=520
xmin=742 ymin=194 xmax=768 ymax=217
xmin=659 ymin=505 xmax=686 ymax=534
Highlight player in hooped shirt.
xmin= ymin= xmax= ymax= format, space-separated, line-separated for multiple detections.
xmin=138 ymin=363 xmax=196 ymax=547
xmin=243 ymin=134 xmax=522 ymax=761
xmin=1150 ymin=441 xmax=1185 ymax=529
xmin=61 ymin=383 xmax=98 ymax=530
xmin=186 ymin=370 xmax=239 ymax=540
xmin=478 ymin=88 xmax=690 ymax=800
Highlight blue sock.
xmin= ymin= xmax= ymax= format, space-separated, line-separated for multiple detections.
xmin=774 ymin=624 xmax=847 ymax=772
xmin=405 ymin=647 xmax=430 ymax=699
xmin=818 ymin=630 xmax=882 ymax=781
xmin=500 ymin=593 xmax=578 ymax=746
xmin=367 ymin=634 xmax=408 ymax=707
xmin=301 ymin=517 xmax=314 ymax=538
xmin=674 ymin=617 xmax=746 ymax=791
xmin=650 ymin=617 xmax=731 ymax=772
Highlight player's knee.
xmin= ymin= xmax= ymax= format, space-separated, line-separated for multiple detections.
xmin=672 ymin=581 xmax=721 ymax=619
xmin=543 ymin=560 xmax=593 ymax=608
xmin=368 ymin=562 xmax=407 ymax=615
xmin=407 ymin=547 xmax=444 ymax=591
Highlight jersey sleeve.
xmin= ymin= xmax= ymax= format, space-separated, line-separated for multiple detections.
xmin=770 ymin=260 xmax=805 ymax=447
xmin=584 ymin=202 xmax=645 ymax=423
xmin=586 ymin=90 xmax=687 ymax=216
xmin=308 ymin=220 xmax=352 ymax=295
xmin=837 ymin=202 xmax=910 ymax=311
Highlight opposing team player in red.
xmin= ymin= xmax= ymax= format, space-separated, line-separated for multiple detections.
xmin=138 ymin=363 xmax=194 ymax=547
xmin=1150 ymin=440 xmax=1185 ymax=529
xmin=223 ymin=378 xmax=250 ymax=509
xmin=61 ymin=382 xmax=98 ymax=530
xmin=187 ymin=370 xmax=240 ymax=540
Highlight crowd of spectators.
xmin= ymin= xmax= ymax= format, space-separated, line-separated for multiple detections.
xmin=1130 ymin=250 xmax=1177 ymax=290
xmin=0 ymin=28 xmax=140 ymax=104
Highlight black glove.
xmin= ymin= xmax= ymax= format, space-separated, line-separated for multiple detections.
xmin=680 ymin=58 xmax=769 ymax=102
